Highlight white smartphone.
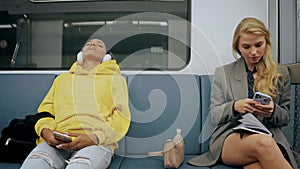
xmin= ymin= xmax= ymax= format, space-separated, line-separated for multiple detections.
xmin=53 ymin=131 xmax=72 ymax=143
xmin=253 ymin=92 xmax=271 ymax=105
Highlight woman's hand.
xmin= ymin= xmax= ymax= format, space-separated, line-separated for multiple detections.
xmin=234 ymin=98 xmax=257 ymax=114
xmin=252 ymin=99 xmax=275 ymax=117
xmin=234 ymin=98 xmax=274 ymax=117
xmin=41 ymin=128 xmax=64 ymax=146
xmin=55 ymin=133 xmax=99 ymax=150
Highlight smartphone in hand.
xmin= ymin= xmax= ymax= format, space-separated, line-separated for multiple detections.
xmin=53 ymin=131 xmax=73 ymax=143
xmin=253 ymin=92 xmax=271 ymax=105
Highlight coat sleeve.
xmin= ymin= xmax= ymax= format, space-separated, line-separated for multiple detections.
xmin=210 ymin=67 xmax=237 ymax=125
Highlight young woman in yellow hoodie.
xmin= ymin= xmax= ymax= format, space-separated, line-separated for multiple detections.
xmin=21 ymin=39 xmax=131 ymax=169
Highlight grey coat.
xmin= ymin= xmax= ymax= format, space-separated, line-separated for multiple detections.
xmin=188 ymin=58 xmax=300 ymax=169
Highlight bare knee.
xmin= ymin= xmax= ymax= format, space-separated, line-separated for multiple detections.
xmin=254 ymin=135 xmax=278 ymax=156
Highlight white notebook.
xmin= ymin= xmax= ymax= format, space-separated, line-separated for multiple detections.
xmin=233 ymin=113 xmax=272 ymax=136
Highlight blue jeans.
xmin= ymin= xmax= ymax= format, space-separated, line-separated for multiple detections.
xmin=21 ymin=142 xmax=112 ymax=169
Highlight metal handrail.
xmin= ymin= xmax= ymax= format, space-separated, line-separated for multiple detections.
xmin=10 ymin=42 xmax=20 ymax=67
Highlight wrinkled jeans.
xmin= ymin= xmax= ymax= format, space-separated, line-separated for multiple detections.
xmin=21 ymin=142 xmax=112 ymax=169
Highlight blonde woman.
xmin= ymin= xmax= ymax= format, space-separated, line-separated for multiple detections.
xmin=189 ymin=17 xmax=300 ymax=169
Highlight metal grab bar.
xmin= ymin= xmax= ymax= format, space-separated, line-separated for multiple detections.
xmin=10 ymin=42 xmax=20 ymax=67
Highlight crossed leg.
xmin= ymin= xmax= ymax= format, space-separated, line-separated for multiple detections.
xmin=221 ymin=133 xmax=292 ymax=169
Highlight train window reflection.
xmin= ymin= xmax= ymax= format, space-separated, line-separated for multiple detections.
xmin=0 ymin=0 xmax=190 ymax=70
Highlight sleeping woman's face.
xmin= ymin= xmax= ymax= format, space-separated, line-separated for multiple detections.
xmin=82 ymin=39 xmax=107 ymax=62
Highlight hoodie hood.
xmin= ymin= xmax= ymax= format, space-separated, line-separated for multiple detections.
xmin=69 ymin=60 xmax=121 ymax=75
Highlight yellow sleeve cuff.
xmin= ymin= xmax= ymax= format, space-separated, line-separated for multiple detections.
xmin=94 ymin=130 xmax=106 ymax=146
xmin=35 ymin=117 xmax=56 ymax=137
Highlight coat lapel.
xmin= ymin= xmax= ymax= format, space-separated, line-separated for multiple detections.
xmin=230 ymin=58 xmax=248 ymax=100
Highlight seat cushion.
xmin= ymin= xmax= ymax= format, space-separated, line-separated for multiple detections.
xmin=107 ymin=155 xmax=124 ymax=169
xmin=126 ymin=74 xmax=201 ymax=155
xmin=0 ymin=163 xmax=22 ymax=169
xmin=119 ymin=155 xmax=210 ymax=169
xmin=0 ymin=74 xmax=57 ymax=131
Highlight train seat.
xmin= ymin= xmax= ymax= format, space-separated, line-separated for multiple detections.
xmin=0 ymin=72 xmax=296 ymax=169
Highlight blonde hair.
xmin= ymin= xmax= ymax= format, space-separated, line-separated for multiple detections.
xmin=232 ymin=17 xmax=282 ymax=99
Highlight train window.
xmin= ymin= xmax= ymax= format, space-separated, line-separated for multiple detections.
xmin=0 ymin=0 xmax=190 ymax=70
xmin=0 ymin=12 xmax=17 ymax=69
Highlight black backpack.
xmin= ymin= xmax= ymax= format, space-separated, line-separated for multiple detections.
xmin=0 ymin=112 xmax=54 ymax=163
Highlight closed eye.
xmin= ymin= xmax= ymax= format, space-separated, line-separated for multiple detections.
xmin=255 ymin=42 xmax=263 ymax=48
xmin=242 ymin=45 xmax=250 ymax=49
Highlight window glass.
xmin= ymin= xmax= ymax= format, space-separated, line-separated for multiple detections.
xmin=0 ymin=12 xmax=16 ymax=69
xmin=0 ymin=0 xmax=190 ymax=70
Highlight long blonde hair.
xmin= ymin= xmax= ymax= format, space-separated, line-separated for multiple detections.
xmin=232 ymin=17 xmax=282 ymax=99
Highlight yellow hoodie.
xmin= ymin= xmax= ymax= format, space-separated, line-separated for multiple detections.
xmin=35 ymin=60 xmax=131 ymax=152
